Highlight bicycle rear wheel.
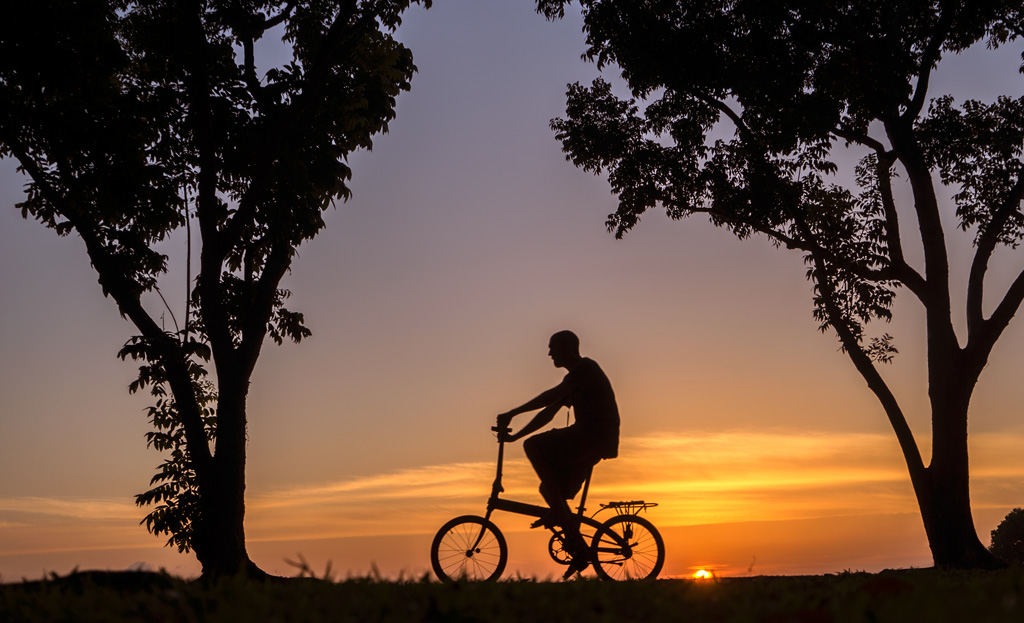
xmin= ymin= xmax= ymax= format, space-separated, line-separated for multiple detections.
xmin=430 ymin=515 xmax=508 ymax=581
xmin=590 ymin=514 xmax=665 ymax=580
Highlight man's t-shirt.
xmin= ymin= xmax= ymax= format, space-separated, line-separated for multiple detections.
xmin=563 ymin=357 xmax=620 ymax=459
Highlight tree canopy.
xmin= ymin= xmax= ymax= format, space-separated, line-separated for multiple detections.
xmin=538 ymin=0 xmax=1024 ymax=568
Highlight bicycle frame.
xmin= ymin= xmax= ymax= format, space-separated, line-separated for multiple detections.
xmin=484 ymin=426 xmax=601 ymax=531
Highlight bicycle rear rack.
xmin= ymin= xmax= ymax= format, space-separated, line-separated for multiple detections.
xmin=600 ymin=500 xmax=658 ymax=516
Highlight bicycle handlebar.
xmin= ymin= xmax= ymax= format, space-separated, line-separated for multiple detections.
xmin=491 ymin=426 xmax=512 ymax=434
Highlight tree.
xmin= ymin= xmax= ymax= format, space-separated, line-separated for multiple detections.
xmin=990 ymin=508 xmax=1024 ymax=566
xmin=0 ymin=0 xmax=428 ymax=575
xmin=536 ymin=0 xmax=1024 ymax=568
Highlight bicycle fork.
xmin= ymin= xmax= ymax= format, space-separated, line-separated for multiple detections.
xmin=464 ymin=512 xmax=497 ymax=558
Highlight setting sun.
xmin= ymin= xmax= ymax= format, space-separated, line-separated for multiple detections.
xmin=693 ymin=570 xmax=713 ymax=580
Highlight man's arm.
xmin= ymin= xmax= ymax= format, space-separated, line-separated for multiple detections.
xmin=507 ymin=400 xmax=565 ymax=442
xmin=496 ymin=380 xmax=572 ymax=430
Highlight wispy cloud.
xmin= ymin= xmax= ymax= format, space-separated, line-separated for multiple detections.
xmin=4 ymin=429 xmax=1024 ymax=556
xmin=0 ymin=497 xmax=138 ymax=521
xmin=0 ymin=497 xmax=152 ymax=558
xmin=252 ymin=462 xmax=498 ymax=508
xmin=241 ymin=429 xmax=1024 ymax=540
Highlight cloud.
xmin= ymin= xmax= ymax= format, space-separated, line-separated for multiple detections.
xmin=0 ymin=497 xmax=152 ymax=557
xmin=240 ymin=429 xmax=1024 ymax=540
xmin=0 ymin=497 xmax=139 ymax=521
xmin=251 ymin=462 xmax=498 ymax=508
xmin=5 ymin=429 xmax=1024 ymax=556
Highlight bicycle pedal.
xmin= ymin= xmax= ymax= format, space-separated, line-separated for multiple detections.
xmin=562 ymin=559 xmax=590 ymax=579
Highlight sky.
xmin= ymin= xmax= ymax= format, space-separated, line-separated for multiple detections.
xmin=2 ymin=1 xmax=1024 ymax=581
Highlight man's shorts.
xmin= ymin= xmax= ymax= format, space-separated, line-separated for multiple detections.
xmin=526 ymin=426 xmax=605 ymax=499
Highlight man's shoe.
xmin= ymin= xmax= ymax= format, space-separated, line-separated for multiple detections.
xmin=530 ymin=511 xmax=558 ymax=529
xmin=560 ymin=531 xmax=592 ymax=579
xmin=561 ymin=554 xmax=591 ymax=579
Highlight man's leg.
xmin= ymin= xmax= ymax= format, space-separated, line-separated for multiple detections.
xmin=533 ymin=467 xmax=592 ymax=578
xmin=524 ymin=430 xmax=594 ymax=577
xmin=524 ymin=435 xmax=573 ymax=526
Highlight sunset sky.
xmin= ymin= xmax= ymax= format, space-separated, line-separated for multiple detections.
xmin=3 ymin=1 xmax=1024 ymax=581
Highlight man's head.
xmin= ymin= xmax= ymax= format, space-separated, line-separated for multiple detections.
xmin=548 ymin=330 xmax=581 ymax=368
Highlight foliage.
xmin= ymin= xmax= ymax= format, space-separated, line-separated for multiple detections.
xmin=991 ymin=508 xmax=1024 ymax=566
xmin=0 ymin=0 xmax=429 ymax=570
xmin=535 ymin=0 xmax=1024 ymax=567
xmin=131 ymin=362 xmax=218 ymax=554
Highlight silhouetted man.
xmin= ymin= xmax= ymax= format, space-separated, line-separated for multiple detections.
xmin=496 ymin=330 xmax=620 ymax=572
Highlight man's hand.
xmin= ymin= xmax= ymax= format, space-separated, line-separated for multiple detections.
xmin=496 ymin=412 xmax=518 ymax=443
xmin=496 ymin=411 xmax=515 ymax=430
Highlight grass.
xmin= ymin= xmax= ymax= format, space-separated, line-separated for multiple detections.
xmin=2 ymin=567 xmax=1023 ymax=622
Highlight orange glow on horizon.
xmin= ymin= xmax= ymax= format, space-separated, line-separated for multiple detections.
xmin=3 ymin=430 xmax=1024 ymax=580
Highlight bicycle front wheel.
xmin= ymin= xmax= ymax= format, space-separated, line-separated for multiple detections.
xmin=430 ymin=515 xmax=508 ymax=581
xmin=590 ymin=514 xmax=665 ymax=580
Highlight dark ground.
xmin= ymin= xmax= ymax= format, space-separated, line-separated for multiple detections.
xmin=2 ymin=567 xmax=1022 ymax=622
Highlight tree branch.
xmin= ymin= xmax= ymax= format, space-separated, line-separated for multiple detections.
xmin=753 ymin=219 xmax=897 ymax=279
xmin=161 ymin=354 xmax=215 ymax=470
xmin=178 ymin=0 xmax=235 ymax=369
xmin=227 ymin=2 xmax=298 ymax=108
xmin=242 ymin=35 xmax=260 ymax=94
xmin=239 ymin=237 xmax=292 ymax=378
xmin=264 ymin=1 xmax=297 ymax=30
xmin=871 ymin=149 xmax=930 ymax=298
xmin=831 ymin=128 xmax=929 ymax=303
xmin=216 ymin=153 xmax=276 ymax=256
xmin=966 ymin=174 xmax=1024 ymax=341
xmin=903 ymin=2 xmax=957 ymax=122
xmin=832 ymin=127 xmax=887 ymax=154
xmin=873 ymin=151 xmax=905 ymax=263
xmin=686 ymin=89 xmax=758 ymax=146
xmin=979 ymin=264 xmax=1024 ymax=364
xmin=885 ymin=119 xmax=952 ymax=319
xmin=811 ymin=252 xmax=927 ymax=481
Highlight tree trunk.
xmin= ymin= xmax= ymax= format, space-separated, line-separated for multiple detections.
xmin=910 ymin=380 xmax=1003 ymax=569
xmin=192 ymin=383 xmax=264 ymax=577
xmin=194 ymin=460 xmax=254 ymax=576
xmin=915 ymin=469 xmax=1000 ymax=568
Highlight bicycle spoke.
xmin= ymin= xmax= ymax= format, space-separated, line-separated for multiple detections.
xmin=591 ymin=515 xmax=664 ymax=581
xmin=431 ymin=516 xmax=509 ymax=582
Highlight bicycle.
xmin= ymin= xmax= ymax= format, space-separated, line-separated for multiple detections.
xmin=429 ymin=425 xmax=665 ymax=581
